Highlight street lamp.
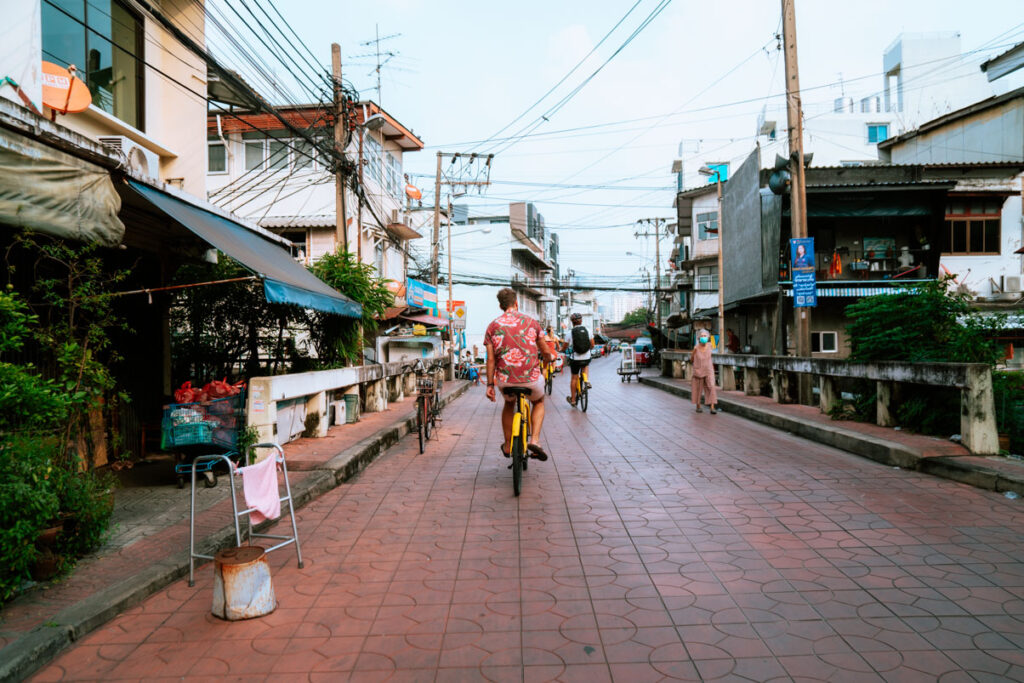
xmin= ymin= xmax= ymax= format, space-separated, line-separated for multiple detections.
xmin=698 ymin=165 xmax=725 ymax=352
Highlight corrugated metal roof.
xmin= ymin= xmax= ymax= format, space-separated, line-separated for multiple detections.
xmin=259 ymin=215 xmax=335 ymax=228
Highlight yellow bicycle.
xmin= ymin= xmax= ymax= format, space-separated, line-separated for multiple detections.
xmin=503 ymin=386 xmax=532 ymax=496
xmin=543 ymin=361 xmax=555 ymax=395
xmin=575 ymin=366 xmax=589 ymax=412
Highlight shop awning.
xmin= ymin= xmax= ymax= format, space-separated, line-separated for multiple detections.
xmin=0 ymin=128 xmax=124 ymax=246
xmin=401 ymin=313 xmax=447 ymax=327
xmin=126 ymin=180 xmax=360 ymax=318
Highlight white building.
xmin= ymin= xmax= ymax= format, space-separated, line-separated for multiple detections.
xmin=206 ymin=102 xmax=425 ymax=304
xmin=611 ymin=293 xmax=644 ymax=323
xmin=431 ymin=202 xmax=557 ymax=351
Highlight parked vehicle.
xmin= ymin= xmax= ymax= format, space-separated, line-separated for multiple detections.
xmin=633 ymin=339 xmax=655 ymax=367
xmin=608 ymin=339 xmax=622 ymax=352
xmin=593 ymin=343 xmax=605 ymax=357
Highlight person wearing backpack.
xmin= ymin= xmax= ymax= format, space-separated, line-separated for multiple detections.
xmin=565 ymin=312 xmax=593 ymax=406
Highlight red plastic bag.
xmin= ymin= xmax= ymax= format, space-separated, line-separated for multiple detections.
xmin=174 ymin=381 xmax=194 ymax=404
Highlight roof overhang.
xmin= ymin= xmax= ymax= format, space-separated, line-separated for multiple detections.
xmin=358 ymin=101 xmax=424 ymax=151
xmin=981 ymin=41 xmax=1024 ymax=82
xmin=386 ymin=222 xmax=422 ymax=241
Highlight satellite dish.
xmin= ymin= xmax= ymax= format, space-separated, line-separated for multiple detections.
xmin=41 ymin=61 xmax=91 ymax=114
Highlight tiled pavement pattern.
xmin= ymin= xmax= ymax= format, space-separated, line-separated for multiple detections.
xmin=0 ymin=383 xmax=464 ymax=652
xmin=33 ymin=358 xmax=1024 ymax=681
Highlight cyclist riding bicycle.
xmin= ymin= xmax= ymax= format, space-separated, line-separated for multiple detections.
xmin=540 ymin=326 xmax=560 ymax=373
xmin=484 ymin=288 xmax=556 ymax=462
xmin=565 ymin=312 xmax=593 ymax=406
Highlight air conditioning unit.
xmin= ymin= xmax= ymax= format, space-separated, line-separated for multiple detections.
xmin=1004 ymin=275 xmax=1022 ymax=294
xmin=97 ymin=135 xmax=160 ymax=179
xmin=391 ymin=209 xmax=401 ymax=224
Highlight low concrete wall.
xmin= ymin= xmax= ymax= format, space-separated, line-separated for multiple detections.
xmin=660 ymin=350 xmax=998 ymax=455
xmin=246 ymin=360 xmax=423 ymax=443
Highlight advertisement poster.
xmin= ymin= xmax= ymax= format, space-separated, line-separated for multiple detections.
xmin=790 ymin=237 xmax=817 ymax=308
xmin=406 ymin=278 xmax=438 ymax=315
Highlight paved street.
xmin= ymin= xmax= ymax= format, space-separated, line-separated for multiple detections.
xmin=33 ymin=357 xmax=1024 ymax=682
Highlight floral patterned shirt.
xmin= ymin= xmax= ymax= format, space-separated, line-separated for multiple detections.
xmin=485 ymin=310 xmax=543 ymax=383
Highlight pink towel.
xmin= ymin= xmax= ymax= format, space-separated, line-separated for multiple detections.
xmin=236 ymin=454 xmax=280 ymax=524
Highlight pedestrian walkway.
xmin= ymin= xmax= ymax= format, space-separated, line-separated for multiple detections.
xmin=0 ymin=380 xmax=469 ymax=681
xmin=28 ymin=358 xmax=1024 ymax=681
xmin=640 ymin=372 xmax=1024 ymax=494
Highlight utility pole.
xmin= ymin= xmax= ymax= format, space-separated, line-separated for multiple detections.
xmin=447 ymin=195 xmax=453 ymax=347
xmin=431 ymin=151 xmax=493 ymax=290
xmin=635 ymin=217 xmax=670 ymax=331
xmin=332 ymin=43 xmax=349 ymax=252
xmin=782 ymin=0 xmax=812 ymax=402
xmin=431 ymin=151 xmax=442 ymax=289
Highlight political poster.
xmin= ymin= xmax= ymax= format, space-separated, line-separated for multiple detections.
xmin=790 ymin=237 xmax=817 ymax=308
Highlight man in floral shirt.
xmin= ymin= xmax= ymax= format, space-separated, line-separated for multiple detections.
xmin=485 ymin=288 xmax=556 ymax=462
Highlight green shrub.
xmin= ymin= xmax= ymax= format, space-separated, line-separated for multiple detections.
xmin=54 ymin=464 xmax=115 ymax=560
xmin=0 ymin=436 xmax=60 ymax=601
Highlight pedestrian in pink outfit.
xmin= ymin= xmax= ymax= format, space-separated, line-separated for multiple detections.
xmin=691 ymin=329 xmax=718 ymax=414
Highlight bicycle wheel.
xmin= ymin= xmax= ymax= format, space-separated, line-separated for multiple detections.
xmin=511 ymin=407 xmax=526 ymax=497
xmin=417 ymin=397 xmax=425 ymax=453
xmin=579 ymin=380 xmax=589 ymax=413
xmin=545 ymin=371 xmax=553 ymax=395
xmin=423 ymin=395 xmax=432 ymax=441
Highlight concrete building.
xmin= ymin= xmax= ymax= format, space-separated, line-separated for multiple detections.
xmin=206 ymin=102 xmax=425 ymax=305
xmin=693 ymin=147 xmax=1024 ymax=360
xmin=434 ymin=201 xmax=557 ymax=351
xmin=611 ymin=293 xmax=645 ymax=323
xmin=0 ymin=1 xmax=361 ymax=462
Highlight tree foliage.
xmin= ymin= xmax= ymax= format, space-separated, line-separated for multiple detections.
xmin=620 ymin=307 xmax=651 ymax=327
xmin=308 ymin=248 xmax=394 ymax=367
xmin=845 ymin=277 xmax=1004 ymax=365
xmin=170 ymin=257 xmax=307 ymax=380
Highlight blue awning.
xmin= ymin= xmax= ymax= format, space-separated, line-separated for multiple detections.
xmin=126 ymin=180 xmax=360 ymax=318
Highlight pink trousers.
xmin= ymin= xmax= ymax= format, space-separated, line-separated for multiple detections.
xmin=692 ymin=374 xmax=717 ymax=406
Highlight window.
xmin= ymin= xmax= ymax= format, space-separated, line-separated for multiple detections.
xmin=207 ymin=135 xmax=226 ymax=174
xmin=867 ymin=124 xmax=889 ymax=143
xmin=696 ymin=211 xmax=718 ymax=241
xmin=386 ymin=151 xmax=402 ymax=198
xmin=364 ymin=135 xmax=382 ymax=184
xmin=241 ymin=130 xmax=298 ymax=172
xmin=292 ymin=139 xmax=313 ymax=170
xmin=243 ymin=131 xmax=265 ymax=171
xmin=812 ymin=331 xmax=838 ymax=353
xmin=42 ymin=0 xmax=144 ymax=129
xmin=943 ymin=198 xmax=1003 ymax=255
xmin=696 ymin=265 xmax=718 ymax=290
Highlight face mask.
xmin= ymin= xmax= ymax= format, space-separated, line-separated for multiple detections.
xmin=699 ymin=336 xmax=709 ymax=344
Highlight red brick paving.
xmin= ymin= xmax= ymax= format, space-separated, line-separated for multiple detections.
xmin=32 ymin=359 xmax=1024 ymax=681
xmin=0 ymin=383 xmax=464 ymax=652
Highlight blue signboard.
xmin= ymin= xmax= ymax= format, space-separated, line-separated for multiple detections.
xmin=407 ymin=278 xmax=438 ymax=315
xmin=790 ymin=237 xmax=816 ymax=308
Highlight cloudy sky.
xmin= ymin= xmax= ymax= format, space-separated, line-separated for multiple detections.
xmin=255 ymin=0 xmax=1022 ymax=302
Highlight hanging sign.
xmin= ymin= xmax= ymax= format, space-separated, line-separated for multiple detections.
xmin=790 ymin=237 xmax=817 ymax=307
xmin=448 ymin=300 xmax=467 ymax=329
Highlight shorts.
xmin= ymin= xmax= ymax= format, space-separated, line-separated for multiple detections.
xmin=497 ymin=377 xmax=545 ymax=402
xmin=569 ymin=359 xmax=591 ymax=374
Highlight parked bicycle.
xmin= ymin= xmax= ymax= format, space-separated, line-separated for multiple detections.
xmin=503 ymin=386 xmax=532 ymax=496
xmin=415 ymin=359 xmax=445 ymax=453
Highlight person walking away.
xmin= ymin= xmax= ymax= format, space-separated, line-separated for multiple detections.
xmin=484 ymin=288 xmax=556 ymax=461
xmin=692 ymin=329 xmax=718 ymax=414
xmin=566 ymin=312 xmax=593 ymax=406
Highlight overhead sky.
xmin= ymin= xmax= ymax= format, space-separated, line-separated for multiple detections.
xmin=263 ymin=0 xmax=1022 ymax=303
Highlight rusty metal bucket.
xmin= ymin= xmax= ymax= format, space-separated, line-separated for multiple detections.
xmin=211 ymin=546 xmax=276 ymax=620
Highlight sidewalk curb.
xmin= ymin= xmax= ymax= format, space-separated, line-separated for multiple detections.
xmin=0 ymin=382 xmax=472 ymax=683
xmin=639 ymin=375 xmax=1024 ymax=495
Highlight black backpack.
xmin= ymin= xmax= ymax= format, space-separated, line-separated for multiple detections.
xmin=571 ymin=325 xmax=590 ymax=354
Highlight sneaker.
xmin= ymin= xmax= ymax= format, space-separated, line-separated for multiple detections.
xmin=566 ymin=395 xmax=576 ymax=406
xmin=695 ymin=405 xmax=703 ymax=413
xmin=585 ymin=382 xmax=592 ymax=389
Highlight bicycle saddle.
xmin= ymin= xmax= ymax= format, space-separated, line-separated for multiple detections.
xmin=502 ymin=387 xmax=533 ymax=397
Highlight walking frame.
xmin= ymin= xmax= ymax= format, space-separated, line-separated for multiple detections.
xmin=187 ymin=442 xmax=304 ymax=586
